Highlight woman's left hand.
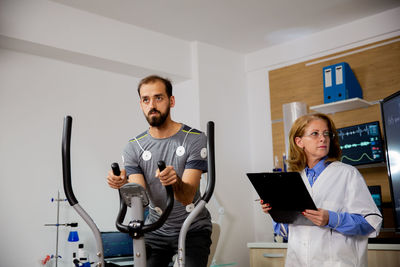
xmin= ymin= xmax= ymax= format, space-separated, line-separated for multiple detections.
xmin=302 ymin=208 xmax=329 ymax=226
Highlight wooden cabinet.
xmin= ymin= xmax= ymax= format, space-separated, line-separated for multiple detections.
xmin=248 ymin=243 xmax=287 ymax=267
xmin=248 ymin=243 xmax=400 ymax=267
xmin=249 ymin=247 xmax=286 ymax=267
xmin=368 ymin=247 xmax=400 ymax=267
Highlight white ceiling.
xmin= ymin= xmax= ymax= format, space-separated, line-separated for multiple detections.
xmin=52 ymin=0 xmax=400 ymax=53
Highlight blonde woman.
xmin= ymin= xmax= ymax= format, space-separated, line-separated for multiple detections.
xmin=261 ymin=113 xmax=382 ymax=266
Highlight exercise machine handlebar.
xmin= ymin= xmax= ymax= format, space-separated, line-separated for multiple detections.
xmin=202 ymin=121 xmax=215 ymax=203
xmin=62 ymin=115 xmax=78 ymax=206
xmin=113 ymin=162 xmax=128 ymax=234
xmin=61 ymin=115 xmax=104 ymax=267
xmin=177 ymin=121 xmax=215 ymax=267
xmin=113 ymin=161 xmax=174 ymax=236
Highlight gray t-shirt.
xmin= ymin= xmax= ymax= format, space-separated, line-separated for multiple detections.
xmin=123 ymin=124 xmax=212 ymax=236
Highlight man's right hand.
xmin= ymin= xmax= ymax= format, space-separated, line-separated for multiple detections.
xmin=107 ymin=169 xmax=127 ymax=189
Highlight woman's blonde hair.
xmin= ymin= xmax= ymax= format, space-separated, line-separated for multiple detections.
xmin=287 ymin=113 xmax=341 ymax=172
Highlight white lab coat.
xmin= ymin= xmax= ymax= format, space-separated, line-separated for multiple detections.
xmin=285 ymin=161 xmax=382 ymax=267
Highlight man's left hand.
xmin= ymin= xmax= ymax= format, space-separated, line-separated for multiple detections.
xmin=156 ymin=165 xmax=179 ymax=186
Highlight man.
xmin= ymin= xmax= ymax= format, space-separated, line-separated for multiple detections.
xmin=107 ymin=75 xmax=212 ymax=267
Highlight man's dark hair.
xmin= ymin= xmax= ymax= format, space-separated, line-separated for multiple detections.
xmin=137 ymin=75 xmax=173 ymax=97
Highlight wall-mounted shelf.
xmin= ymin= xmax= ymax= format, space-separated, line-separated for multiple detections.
xmin=310 ymin=98 xmax=373 ymax=114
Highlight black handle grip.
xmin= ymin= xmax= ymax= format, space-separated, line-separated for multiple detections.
xmin=62 ymin=115 xmax=78 ymax=206
xmin=157 ymin=161 xmax=166 ymax=172
xmin=111 ymin=162 xmax=121 ymax=176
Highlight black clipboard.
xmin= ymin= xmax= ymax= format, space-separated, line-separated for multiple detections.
xmin=247 ymin=172 xmax=317 ymax=223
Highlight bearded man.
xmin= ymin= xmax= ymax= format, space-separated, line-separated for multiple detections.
xmin=107 ymin=75 xmax=212 ymax=267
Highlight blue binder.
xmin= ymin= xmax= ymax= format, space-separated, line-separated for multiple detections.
xmin=323 ymin=62 xmax=362 ymax=104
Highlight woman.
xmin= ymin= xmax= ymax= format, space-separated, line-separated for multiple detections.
xmin=261 ymin=113 xmax=382 ymax=267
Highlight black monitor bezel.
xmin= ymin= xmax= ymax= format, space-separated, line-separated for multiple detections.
xmin=380 ymin=90 xmax=400 ymax=232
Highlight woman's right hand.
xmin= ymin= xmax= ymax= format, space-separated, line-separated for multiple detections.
xmin=260 ymin=199 xmax=272 ymax=214
xmin=107 ymin=169 xmax=127 ymax=189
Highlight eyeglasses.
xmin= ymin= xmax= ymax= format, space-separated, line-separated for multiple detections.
xmin=303 ymin=131 xmax=335 ymax=139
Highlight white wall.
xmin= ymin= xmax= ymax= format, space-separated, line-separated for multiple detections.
xmin=173 ymin=79 xmax=201 ymax=129
xmin=245 ymin=6 xmax=400 ymax=242
xmin=246 ymin=68 xmax=276 ymax=242
xmin=193 ymin=42 xmax=253 ymax=266
xmin=0 ymin=0 xmax=192 ymax=82
xmin=246 ymin=7 xmax=400 ymax=72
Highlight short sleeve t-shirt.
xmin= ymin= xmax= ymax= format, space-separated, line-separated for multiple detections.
xmin=123 ymin=124 xmax=212 ymax=235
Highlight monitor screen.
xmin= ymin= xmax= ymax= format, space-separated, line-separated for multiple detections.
xmin=337 ymin=121 xmax=385 ymax=166
xmin=101 ymin=231 xmax=133 ymax=258
xmin=381 ymin=90 xmax=400 ymax=231
xmin=368 ymin=185 xmax=383 ymax=213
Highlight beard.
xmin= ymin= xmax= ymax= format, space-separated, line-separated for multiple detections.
xmin=145 ymin=107 xmax=170 ymax=127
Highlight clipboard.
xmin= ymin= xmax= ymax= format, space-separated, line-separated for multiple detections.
xmin=247 ymin=172 xmax=317 ymax=223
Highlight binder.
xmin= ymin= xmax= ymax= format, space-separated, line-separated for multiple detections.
xmin=323 ymin=62 xmax=363 ymax=104
xmin=323 ymin=68 xmax=334 ymax=103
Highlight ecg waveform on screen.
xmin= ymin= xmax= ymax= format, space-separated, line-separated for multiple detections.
xmin=341 ymin=153 xmax=374 ymax=163
xmin=341 ymin=141 xmax=371 ymax=149
xmin=340 ymin=140 xmax=381 ymax=163
xmin=338 ymin=125 xmax=372 ymax=139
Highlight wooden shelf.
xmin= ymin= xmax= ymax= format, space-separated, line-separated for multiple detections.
xmin=310 ymin=98 xmax=373 ymax=114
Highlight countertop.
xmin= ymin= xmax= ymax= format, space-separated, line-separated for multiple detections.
xmin=247 ymin=242 xmax=400 ymax=250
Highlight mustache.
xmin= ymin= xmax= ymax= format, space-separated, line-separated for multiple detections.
xmin=148 ymin=108 xmax=160 ymax=115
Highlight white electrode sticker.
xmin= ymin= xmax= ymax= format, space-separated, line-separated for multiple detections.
xmin=142 ymin=150 xmax=152 ymax=161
